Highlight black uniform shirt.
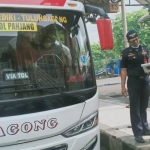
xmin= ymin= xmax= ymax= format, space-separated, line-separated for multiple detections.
xmin=120 ymin=45 xmax=149 ymax=76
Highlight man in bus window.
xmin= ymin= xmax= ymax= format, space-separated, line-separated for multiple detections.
xmin=40 ymin=35 xmax=71 ymax=77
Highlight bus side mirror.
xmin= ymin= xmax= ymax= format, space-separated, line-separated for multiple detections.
xmin=96 ymin=18 xmax=114 ymax=50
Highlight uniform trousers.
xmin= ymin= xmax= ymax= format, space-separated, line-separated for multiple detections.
xmin=127 ymin=76 xmax=150 ymax=136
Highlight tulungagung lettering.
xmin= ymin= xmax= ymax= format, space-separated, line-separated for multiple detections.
xmin=0 ymin=118 xmax=58 ymax=137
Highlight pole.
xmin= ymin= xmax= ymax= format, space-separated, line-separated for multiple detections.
xmin=121 ymin=0 xmax=128 ymax=48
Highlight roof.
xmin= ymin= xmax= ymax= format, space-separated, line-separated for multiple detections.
xmin=0 ymin=0 xmax=66 ymax=6
xmin=138 ymin=14 xmax=150 ymax=23
xmin=136 ymin=0 xmax=150 ymax=5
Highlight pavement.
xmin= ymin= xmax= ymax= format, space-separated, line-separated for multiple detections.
xmin=97 ymin=76 xmax=150 ymax=150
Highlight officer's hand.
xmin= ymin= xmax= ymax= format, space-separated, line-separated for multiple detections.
xmin=146 ymin=66 xmax=150 ymax=70
xmin=146 ymin=67 xmax=150 ymax=75
xmin=122 ymin=87 xmax=127 ymax=97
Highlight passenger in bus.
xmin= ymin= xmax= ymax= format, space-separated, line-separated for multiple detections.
xmin=0 ymin=32 xmax=37 ymax=70
xmin=13 ymin=34 xmax=38 ymax=69
xmin=39 ymin=35 xmax=72 ymax=61
xmin=38 ymin=35 xmax=71 ymax=78
xmin=1 ymin=29 xmax=71 ymax=82
xmin=40 ymin=35 xmax=63 ymax=58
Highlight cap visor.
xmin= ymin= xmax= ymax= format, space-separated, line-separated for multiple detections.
xmin=129 ymin=37 xmax=139 ymax=42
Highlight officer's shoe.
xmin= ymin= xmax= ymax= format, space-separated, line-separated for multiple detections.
xmin=143 ymin=131 xmax=150 ymax=136
xmin=135 ymin=136 xmax=145 ymax=143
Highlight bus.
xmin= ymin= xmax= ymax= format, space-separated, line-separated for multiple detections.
xmin=0 ymin=0 xmax=113 ymax=149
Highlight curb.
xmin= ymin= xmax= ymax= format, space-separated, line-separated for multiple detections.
xmin=97 ymin=83 xmax=121 ymax=87
xmin=100 ymin=123 xmax=150 ymax=150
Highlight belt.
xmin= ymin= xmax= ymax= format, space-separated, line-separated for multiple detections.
xmin=140 ymin=76 xmax=145 ymax=79
xmin=128 ymin=75 xmax=148 ymax=79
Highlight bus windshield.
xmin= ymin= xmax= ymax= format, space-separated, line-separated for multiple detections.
xmin=0 ymin=10 xmax=96 ymax=117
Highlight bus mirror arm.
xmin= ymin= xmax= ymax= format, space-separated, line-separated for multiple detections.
xmin=84 ymin=4 xmax=109 ymax=23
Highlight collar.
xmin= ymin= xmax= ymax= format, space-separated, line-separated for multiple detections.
xmin=130 ymin=45 xmax=142 ymax=52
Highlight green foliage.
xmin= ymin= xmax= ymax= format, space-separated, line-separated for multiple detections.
xmin=113 ymin=9 xmax=150 ymax=55
xmin=90 ymin=43 xmax=116 ymax=69
xmin=90 ymin=9 xmax=150 ymax=69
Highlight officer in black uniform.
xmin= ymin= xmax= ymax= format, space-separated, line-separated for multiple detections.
xmin=121 ymin=30 xmax=150 ymax=143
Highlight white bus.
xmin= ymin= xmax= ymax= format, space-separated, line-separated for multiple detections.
xmin=0 ymin=0 xmax=112 ymax=149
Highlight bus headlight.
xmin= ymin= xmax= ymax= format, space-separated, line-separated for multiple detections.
xmin=62 ymin=112 xmax=98 ymax=137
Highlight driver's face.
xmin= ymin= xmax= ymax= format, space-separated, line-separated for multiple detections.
xmin=44 ymin=37 xmax=51 ymax=43
xmin=43 ymin=37 xmax=52 ymax=49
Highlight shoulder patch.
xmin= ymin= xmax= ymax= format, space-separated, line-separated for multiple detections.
xmin=142 ymin=46 xmax=148 ymax=52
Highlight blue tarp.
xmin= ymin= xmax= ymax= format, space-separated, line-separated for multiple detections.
xmin=106 ymin=59 xmax=121 ymax=74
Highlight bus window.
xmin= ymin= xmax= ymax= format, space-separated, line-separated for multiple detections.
xmin=0 ymin=11 xmax=96 ymax=116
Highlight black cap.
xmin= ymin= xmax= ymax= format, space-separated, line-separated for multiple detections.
xmin=126 ymin=30 xmax=138 ymax=42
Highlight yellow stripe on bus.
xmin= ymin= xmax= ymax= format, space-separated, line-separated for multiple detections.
xmin=0 ymin=22 xmax=37 ymax=31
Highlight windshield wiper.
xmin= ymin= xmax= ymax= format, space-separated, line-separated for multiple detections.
xmin=61 ymin=92 xmax=86 ymax=102
xmin=0 ymin=83 xmax=37 ymax=89
xmin=61 ymin=87 xmax=97 ymax=102
xmin=0 ymin=86 xmax=62 ymax=95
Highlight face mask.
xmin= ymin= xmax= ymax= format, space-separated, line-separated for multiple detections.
xmin=44 ymin=43 xmax=51 ymax=49
xmin=131 ymin=44 xmax=140 ymax=49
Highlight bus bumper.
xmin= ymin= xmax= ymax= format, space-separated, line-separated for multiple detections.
xmin=0 ymin=125 xmax=100 ymax=150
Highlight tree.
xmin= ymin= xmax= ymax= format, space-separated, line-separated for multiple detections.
xmin=90 ymin=9 xmax=149 ymax=70
xmin=90 ymin=43 xmax=117 ymax=70
xmin=113 ymin=9 xmax=150 ymax=56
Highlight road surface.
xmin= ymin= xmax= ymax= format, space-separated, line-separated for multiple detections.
xmin=96 ymin=76 xmax=122 ymax=95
